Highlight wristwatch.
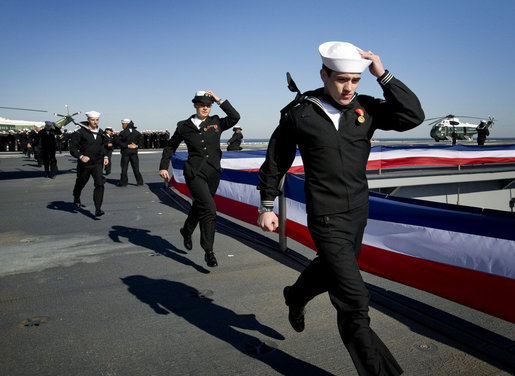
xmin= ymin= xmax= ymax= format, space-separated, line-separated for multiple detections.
xmin=258 ymin=206 xmax=274 ymax=214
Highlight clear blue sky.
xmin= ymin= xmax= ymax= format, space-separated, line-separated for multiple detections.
xmin=2 ymin=0 xmax=514 ymax=139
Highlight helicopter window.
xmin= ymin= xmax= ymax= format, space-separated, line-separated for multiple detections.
xmin=450 ymin=121 xmax=459 ymax=126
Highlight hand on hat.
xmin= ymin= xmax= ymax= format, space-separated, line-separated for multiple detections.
xmin=204 ymin=90 xmax=220 ymax=103
xmin=359 ymin=50 xmax=385 ymax=78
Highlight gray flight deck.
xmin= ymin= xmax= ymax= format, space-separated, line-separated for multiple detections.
xmin=0 ymin=148 xmax=514 ymax=376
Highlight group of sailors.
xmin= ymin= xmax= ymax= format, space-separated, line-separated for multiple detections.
xmin=1 ymin=126 xmax=244 ymax=154
xmin=0 ymin=128 xmax=174 ymax=153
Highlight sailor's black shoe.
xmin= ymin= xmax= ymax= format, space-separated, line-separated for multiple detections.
xmin=283 ymin=286 xmax=305 ymax=332
xmin=204 ymin=251 xmax=218 ymax=267
xmin=180 ymin=228 xmax=192 ymax=250
xmin=95 ymin=209 xmax=105 ymax=217
xmin=74 ymin=199 xmax=81 ymax=209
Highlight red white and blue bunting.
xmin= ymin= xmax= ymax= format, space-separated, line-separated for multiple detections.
xmin=170 ymin=146 xmax=515 ymax=322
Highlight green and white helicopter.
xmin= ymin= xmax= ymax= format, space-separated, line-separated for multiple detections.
xmin=427 ymin=114 xmax=495 ymax=142
xmin=0 ymin=105 xmax=81 ymax=132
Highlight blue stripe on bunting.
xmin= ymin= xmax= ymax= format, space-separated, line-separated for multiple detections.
xmin=285 ymin=173 xmax=515 ymax=241
xmin=368 ymin=192 xmax=515 ymax=241
xmin=173 ymin=150 xmax=515 ymax=241
xmin=221 ymin=169 xmax=261 ymax=186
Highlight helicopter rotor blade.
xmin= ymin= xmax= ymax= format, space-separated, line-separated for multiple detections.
xmin=453 ymin=115 xmax=486 ymax=120
xmin=425 ymin=114 xmax=490 ymax=124
xmin=0 ymin=106 xmax=48 ymax=113
xmin=428 ymin=119 xmax=443 ymax=126
xmin=424 ymin=114 xmax=454 ymax=122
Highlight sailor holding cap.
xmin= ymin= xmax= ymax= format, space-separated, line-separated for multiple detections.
xmin=70 ymin=111 xmax=109 ymax=217
xmin=226 ymin=126 xmax=244 ymax=151
xmin=159 ymin=90 xmax=240 ymax=267
xmin=117 ymin=119 xmax=144 ymax=186
xmin=257 ymin=41 xmax=424 ymax=375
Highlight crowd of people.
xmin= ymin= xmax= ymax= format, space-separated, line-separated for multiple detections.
xmin=0 ymin=126 xmax=246 ymax=153
xmin=0 ymin=128 xmax=173 ymax=153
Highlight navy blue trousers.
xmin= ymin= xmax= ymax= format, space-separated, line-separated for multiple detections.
xmin=288 ymin=203 xmax=403 ymax=376
xmin=183 ymin=164 xmax=220 ymax=253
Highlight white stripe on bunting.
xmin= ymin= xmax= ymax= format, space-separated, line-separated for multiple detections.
xmin=364 ymin=219 xmax=515 ymax=280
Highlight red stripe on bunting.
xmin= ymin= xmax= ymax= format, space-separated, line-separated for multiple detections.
xmin=171 ymin=177 xmax=190 ymax=196
xmin=278 ymin=217 xmax=515 ymax=323
xmin=367 ymin=156 xmax=515 ymax=169
xmin=235 ymin=156 xmax=515 ymax=172
xmin=358 ymin=244 xmax=515 ymax=323
xmin=171 ymin=177 xmax=260 ymax=225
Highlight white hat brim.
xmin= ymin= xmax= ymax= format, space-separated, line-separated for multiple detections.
xmin=322 ymin=57 xmax=372 ymax=73
xmin=319 ymin=41 xmax=372 ymax=73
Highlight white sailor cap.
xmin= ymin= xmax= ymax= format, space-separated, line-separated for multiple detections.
xmin=121 ymin=118 xmax=131 ymax=124
xmin=85 ymin=111 xmax=101 ymax=119
xmin=319 ymin=41 xmax=372 ymax=73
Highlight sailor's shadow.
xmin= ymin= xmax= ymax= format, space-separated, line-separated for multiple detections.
xmin=121 ymin=275 xmax=334 ymax=376
xmin=47 ymin=200 xmax=98 ymax=219
xmin=151 ymin=185 xmax=309 ymax=272
xmin=109 ymin=225 xmax=209 ymax=274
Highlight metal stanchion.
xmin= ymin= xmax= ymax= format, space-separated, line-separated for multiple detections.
xmin=278 ymin=175 xmax=287 ymax=252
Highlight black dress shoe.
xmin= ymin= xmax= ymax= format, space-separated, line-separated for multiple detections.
xmin=95 ymin=209 xmax=105 ymax=217
xmin=204 ymin=251 xmax=218 ymax=267
xmin=74 ymin=199 xmax=81 ymax=209
xmin=283 ymin=286 xmax=305 ymax=332
xmin=180 ymin=228 xmax=192 ymax=250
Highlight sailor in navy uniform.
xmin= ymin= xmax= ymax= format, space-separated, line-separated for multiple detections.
xmin=117 ymin=119 xmax=144 ymax=186
xmin=159 ymin=90 xmax=240 ymax=267
xmin=38 ymin=121 xmax=61 ymax=178
xmin=257 ymin=42 xmax=424 ymax=375
xmin=103 ymin=127 xmax=115 ymax=175
xmin=70 ymin=111 xmax=109 ymax=217
xmin=226 ymin=126 xmax=243 ymax=151
xmin=476 ymin=120 xmax=489 ymax=146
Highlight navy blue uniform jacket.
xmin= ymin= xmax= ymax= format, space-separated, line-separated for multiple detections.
xmin=159 ymin=100 xmax=240 ymax=179
xmin=258 ymin=71 xmax=425 ymax=216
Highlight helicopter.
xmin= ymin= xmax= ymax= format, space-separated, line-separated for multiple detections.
xmin=0 ymin=105 xmax=81 ymax=132
xmin=426 ymin=114 xmax=495 ymax=142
